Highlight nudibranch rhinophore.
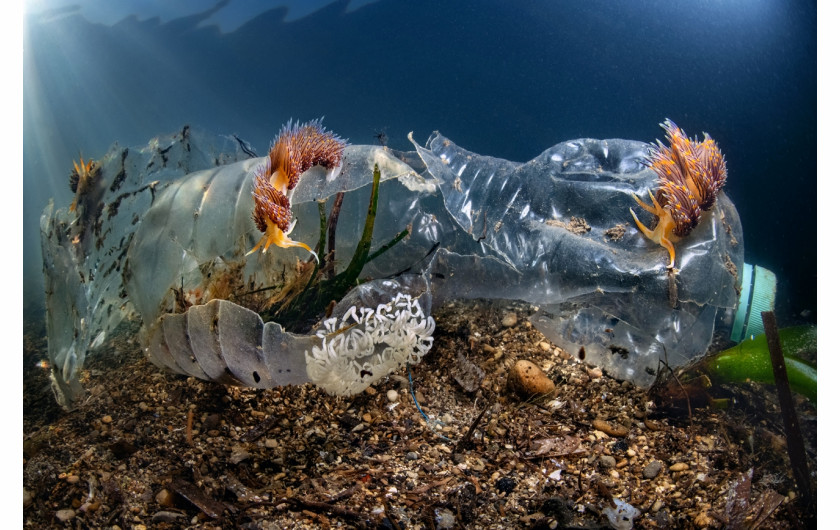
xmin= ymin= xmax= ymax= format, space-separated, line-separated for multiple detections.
xmin=249 ymin=119 xmax=346 ymax=257
xmin=630 ymin=119 xmax=728 ymax=269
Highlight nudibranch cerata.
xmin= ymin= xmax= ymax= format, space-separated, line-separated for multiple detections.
xmin=68 ymin=155 xmax=98 ymax=213
xmin=249 ymin=119 xmax=346 ymax=258
xmin=630 ymin=119 xmax=728 ymax=269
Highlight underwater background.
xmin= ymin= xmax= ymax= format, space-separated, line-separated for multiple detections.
xmin=22 ymin=0 xmax=816 ymax=325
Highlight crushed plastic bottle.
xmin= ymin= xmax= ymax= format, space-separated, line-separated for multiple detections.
xmin=40 ymin=125 xmax=743 ymax=409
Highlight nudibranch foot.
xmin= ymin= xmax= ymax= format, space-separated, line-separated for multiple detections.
xmin=246 ymin=220 xmax=319 ymax=263
xmin=629 ymin=205 xmax=677 ymax=270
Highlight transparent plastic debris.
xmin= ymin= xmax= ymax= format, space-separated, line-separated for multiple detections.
xmin=40 ymin=127 xmax=743 ymax=409
xmin=411 ymin=132 xmax=743 ymax=388
xmin=40 ymin=127 xmax=256 ymax=409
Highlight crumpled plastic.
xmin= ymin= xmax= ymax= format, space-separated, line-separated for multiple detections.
xmin=40 ymin=126 xmax=743 ymax=409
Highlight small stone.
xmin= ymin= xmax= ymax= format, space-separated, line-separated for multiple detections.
xmin=151 ymin=511 xmax=185 ymax=523
xmin=538 ymin=341 xmax=551 ymax=352
xmin=501 ymin=312 xmax=518 ymax=327
xmin=55 ymin=509 xmax=76 ymax=522
xmin=66 ymin=474 xmax=80 ymax=484
xmin=592 ymin=419 xmax=629 ymax=437
xmin=101 ymin=415 xmax=113 ymax=424
xmin=643 ymin=461 xmax=663 ymax=479
xmin=599 ymin=455 xmax=617 ymax=469
xmin=405 ymin=451 xmax=419 ymax=461
xmin=387 ymin=389 xmax=399 ymax=402
xmin=81 ymin=500 xmax=101 ymax=513
xmin=156 ymin=488 xmax=175 ymax=507
xmin=496 ymin=476 xmax=517 ymax=494
xmin=230 ymin=447 xmax=251 ymax=464
xmin=264 ymin=439 xmax=278 ymax=449
xmin=669 ymin=462 xmax=689 ymax=472
xmin=508 ymin=360 xmax=555 ymax=398
xmin=23 ymin=488 xmax=32 ymax=508
xmin=364 ymin=386 xmax=376 ymax=396
xmin=362 ymin=413 xmax=373 ymax=423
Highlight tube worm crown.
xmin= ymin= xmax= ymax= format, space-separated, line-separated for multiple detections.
xmin=249 ymin=119 xmax=347 ymax=257
xmin=630 ymin=119 xmax=728 ymax=269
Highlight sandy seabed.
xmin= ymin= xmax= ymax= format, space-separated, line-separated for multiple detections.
xmin=23 ymin=299 xmax=816 ymax=528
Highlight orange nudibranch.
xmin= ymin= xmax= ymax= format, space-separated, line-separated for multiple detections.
xmin=68 ymin=155 xmax=97 ymax=213
xmin=630 ymin=119 xmax=728 ymax=269
xmin=248 ymin=119 xmax=346 ymax=258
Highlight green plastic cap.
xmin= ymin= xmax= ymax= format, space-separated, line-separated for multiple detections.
xmin=730 ymin=263 xmax=778 ymax=343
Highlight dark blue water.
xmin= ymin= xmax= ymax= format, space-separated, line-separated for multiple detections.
xmin=23 ymin=0 xmax=816 ymax=324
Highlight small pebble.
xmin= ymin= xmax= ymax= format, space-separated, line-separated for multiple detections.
xmin=405 ymin=451 xmax=419 ymax=461
xmin=599 ymin=455 xmax=617 ymax=469
xmin=101 ymin=415 xmax=113 ymax=424
xmin=55 ymin=509 xmax=76 ymax=522
xmin=66 ymin=474 xmax=80 ymax=484
xmin=592 ymin=419 xmax=629 ymax=437
xmin=151 ymin=511 xmax=185 ymax=523
xmin=387 ymin=389 xmax=399 ymax=402
xmin=155 ymin=488 xmax=175 ymax=507
xmin=643 ymin=461 xmax=663 ymax=479
xmin=612 ymin=439 xmax=628 ymax=452
xmin=538 ymin=341 xmax=551 ymax=352
xmin=501 ymin=313 xmax=518 ymax=327
xmin=508 ymin=360 xmax=555 ymax=398
xmin=264 ymin=439 xmax=278 ymax=449
xmin=23 ymin=488 xmax=32 ymax=508
xmin=669 ymin=462 xmax=689 ymax=472
xmin=496 ymin=476 xmax=517 ymax=494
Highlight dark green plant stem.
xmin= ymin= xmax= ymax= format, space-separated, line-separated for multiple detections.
xmin=326 ymin=192 xmax=345 ymax=279
xmin=366 ymin=227 xmax=410 ymax=264
xmin=327 ymin=163 xmax=381 ymax=295
xmin=316 ymin=200 xmax=327 ymax=266
xmin=761 ymin=311 xmax=814 ymax=519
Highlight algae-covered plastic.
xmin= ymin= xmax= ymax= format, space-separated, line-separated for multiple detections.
xmin=40 ymin=126 xmax=743 ymax=409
